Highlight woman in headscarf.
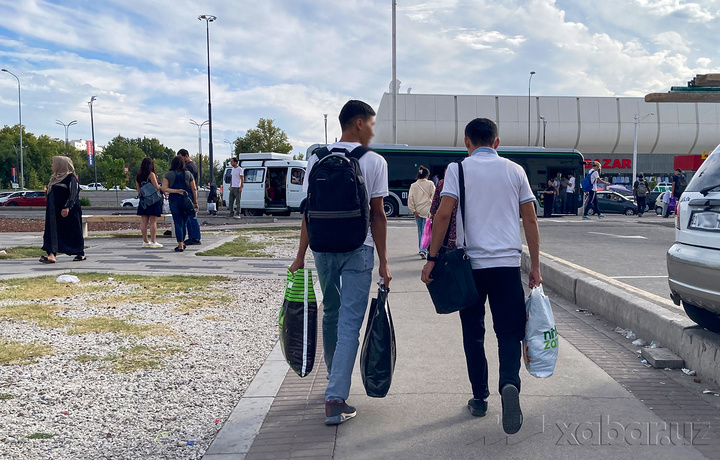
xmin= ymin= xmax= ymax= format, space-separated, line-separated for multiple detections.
xmin=41 ymin=156 xmax=85 ymax=263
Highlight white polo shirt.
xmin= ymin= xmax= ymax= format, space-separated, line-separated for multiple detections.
xmin=441 ymin=147 xmax=536 ymax=269
xmin=303 ymin=142 xmax=389 ymax=247
xmin=231 ymin=166 xmax=244 ymax=188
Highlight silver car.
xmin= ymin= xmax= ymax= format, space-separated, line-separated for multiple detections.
xmin=667 ymin=145 xmax=720 ymax=332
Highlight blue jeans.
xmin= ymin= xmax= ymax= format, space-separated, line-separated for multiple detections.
xmin=186 ymin=214 xmax=201 ymax=241
xmin=415 ymin=216 xmax=427 ymax=253
xmin=313 ymin=245 xmax=374 ymax=402
xmin=168 ymin=199 xmax=189 ymax=243
xmin=583 ymin=191 xmax=601 ymax=216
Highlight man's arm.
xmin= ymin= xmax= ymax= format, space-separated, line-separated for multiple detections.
xmin=289 ymin=216 xmax=309 ymax=274
xmin=370 ymin=196 xmax=392 ymax=287
xmin=520 ymin=201 xmax=542 ymax=288
xmin=421 ymin=196 xmax=455 ymax=284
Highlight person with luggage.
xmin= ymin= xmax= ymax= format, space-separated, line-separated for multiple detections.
xmin=177 ymin=149 xmax=202 ymax=245
xmin=289 ymin=100 xmax=391 ymax=426
xmin=633 ymin=173 xmax=650 ymax=217
xmin=135 ymin=157 xmax=164 ymax=248
xmin=408 ymin=165 xmax=435 ymax=259
xmin=565 ymin=173 xmax=575 ymax=214
xmin=207 ymin=184 xmax=219 ymax=215
xmin=665 ymin=168 xmax=687 ymax=218
xmin=228 ymin=157 xmax=244 ymax=218
xmin=582 ymin=161 xmax=610 ymax=220
xmin=421 ymin=118 xmax=542 ymax=435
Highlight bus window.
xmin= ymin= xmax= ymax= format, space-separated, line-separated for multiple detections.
xmin=290 ymin=168 xmax=304 ymax=185
xmin=244 ymin=168 xmax=265 ymax=183
xmin=224 ymin=168 xmax=232 ymax=184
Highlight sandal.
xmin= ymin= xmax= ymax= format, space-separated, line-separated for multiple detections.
xmin=73 ymin=255 xmax=87 ymax=262
xmin=40 ymin=256 xmax=56 ymax=264
xmin=174 ymin=247 xmax=184 ymax=252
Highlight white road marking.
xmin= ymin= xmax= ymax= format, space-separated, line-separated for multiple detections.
xmin=611 ymin=275 xmax=668 ymax=279
xmin=588 ymin=231 xmax=647 ymax=239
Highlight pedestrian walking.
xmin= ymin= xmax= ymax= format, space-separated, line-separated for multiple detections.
xmin=633 ymin=173 xmax=650 ymax=217
xmin=41 ymin=156 xmax=85 ymax=263
xmin=408 ymin=165 xmax=435 ymax=259
xmin=543 ymin=179 xmax=555 ymax=217
xmin=565 ymin=173 xmax=575 ymax=214
xmin=665 ymin=168 xmax=687 ymax=218
xmin=228 ymin=157 xmax=244 ymax=218
xmin=177 ymin=149 xmax=202 ymax=245
xmin=421 ymin=118 xmax=542 ymax=435
xmin=289 ymin=100 xmax=391 ymax=426
xmin=429 ymin=176 xmax=457 ymax=252
xmin=135 ymin=157 xmax=164 ymax=248
xmin=163 ymin=156 xmax=198 ymax=252
xmin=582 ymin=161 xmax=611 ymax=220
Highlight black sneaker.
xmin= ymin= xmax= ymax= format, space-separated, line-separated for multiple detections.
xmin=467 ymin=398 xmax=487 ymax=417
xmin=184 ymin=239 xmax=202 ymax=246
xmin=501 ymin=384 xmax=523 ymax=434
xmin=325 ymin=400 xmax=357 ymax=426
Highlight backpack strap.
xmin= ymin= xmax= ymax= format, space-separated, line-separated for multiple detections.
xmin=348 ymin=146 xmax=370 ymax=159
xmin=314 ymin=147 xmax=331 ymax=160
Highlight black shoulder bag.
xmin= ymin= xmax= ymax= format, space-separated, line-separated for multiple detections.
xmin=425 ymin=160 xmax=480 ymax=314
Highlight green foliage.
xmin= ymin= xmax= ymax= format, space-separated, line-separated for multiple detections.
xmin=98 ymin=156 xmax=126 ymax=189
xmin=79 ymin=197 xmax=91 ymax=207
xmin=234 ymin=118 xmax=293 ymax=155
xmin=27 ymin=170 xmax=42 ymax=189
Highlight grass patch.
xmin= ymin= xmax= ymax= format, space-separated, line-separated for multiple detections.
xmin=68 ymin=317 xmax=169 ymax=337
xmin=74 ymin=354 xmax=101 ymax=363
xmin=170 ymin=295 xmax=235 ymax=313
xmin=26 ymin=432 xmax=54 ymax=440
xmin=0 ymin=246 xmax=45 ymax=260
xmin=0 ymin=339 xmax=52 ymax=365
xmin=197 ymin=235 xmax=268 ymax=257
xmin=233 ymin=226 xmax=300 ymax=233
xmin=101 ymin=345 xmax=181 ymax=373
xmin=0 ymin=393 xmax=14 ymax=400
xmin=0 ymin=304 xmax=69 ymax=328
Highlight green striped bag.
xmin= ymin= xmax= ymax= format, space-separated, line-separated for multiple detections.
xmin=279 ymin=269 xmax=317 ymax=377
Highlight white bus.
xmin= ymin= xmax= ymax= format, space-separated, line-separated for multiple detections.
xmin=222 ymin=153 xmax=307 ymax=216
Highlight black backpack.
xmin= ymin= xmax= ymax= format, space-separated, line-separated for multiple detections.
xmin=305 ymin=146 xmax=370 ymax=253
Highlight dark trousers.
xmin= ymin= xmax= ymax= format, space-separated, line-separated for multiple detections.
xmin=637 ymin=196 xmax=646 ymax=215
xmin=543 ymin=195 xmax=554 ymax=217
xmin=565 ymin=193 xmax=575 ymax=214
xmin=584 ymin=191 xmax=600 ymax=216
xmin=460 ymin=267 xmax=526 ymax=400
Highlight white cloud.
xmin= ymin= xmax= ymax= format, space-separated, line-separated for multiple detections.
xmin=653 ymin=31 xmax=691 ymax=54
xmin=634 ymin=0 xmax=717 ymax=22
xmin=454 ymin=30 xmax=527 ymax=53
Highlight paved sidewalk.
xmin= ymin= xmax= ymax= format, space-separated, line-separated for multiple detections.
xmin=231 ymin=222 xmax=716 ymax=459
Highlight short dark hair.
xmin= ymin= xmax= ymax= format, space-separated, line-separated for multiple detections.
xmin=170 ymin=156 xmax=186 ymax=172
xmin=675 ymin=168 xmax=682 ymax=173
xmin=464 ymin=118 xmax=498 ymax=147
xmin=339 ymin=100 xmax=376 ymax=131
xmin=177 ymin=149 xmax=189 ymax=157
xmin=417 ymin=166 xmax=429 ymax=180
xmin=230 ymin=157 xmax=238 ymax=164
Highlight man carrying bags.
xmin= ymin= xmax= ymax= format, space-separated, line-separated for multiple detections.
xmin=421 ymin=118 xmax=542 ymax=435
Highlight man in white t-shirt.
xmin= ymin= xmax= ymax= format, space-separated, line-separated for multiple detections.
xmin=582 ymin=161 xmax=610 ymax=220
xmin=565 ymin=173 xmax=576 ymax=214
xmin=421 ymin=118 xmax=542 ymax=435
xmin=289 ymin=100 xmax=391 ymax=426
xmin=228 ymin=158 xmax=244 ymax=218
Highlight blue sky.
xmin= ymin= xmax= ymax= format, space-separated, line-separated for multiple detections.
xmin=1 ymin=0 xmax=719 ymax=162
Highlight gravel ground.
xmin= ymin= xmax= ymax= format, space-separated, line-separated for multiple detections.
xmin=0 ymin=277 xmax=283 ymax=459
xmin=247 ymin=231 xmax=299 ymax=259
xmin=0 ymin=218 xmax=171 ymax=233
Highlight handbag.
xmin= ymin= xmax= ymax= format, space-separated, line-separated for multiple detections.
xmin=139 ymin=181 xmax=162 ymax=208
xmin=360 ymin=285 xmax=396 ymax=397
xmin=426 ymin=160 xmax=480 ymax=314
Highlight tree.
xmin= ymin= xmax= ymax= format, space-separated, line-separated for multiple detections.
xmin=98 ymin=156 xmax=126 ymax=189
xmin=234 ymin=118 xmax=293 ymax=155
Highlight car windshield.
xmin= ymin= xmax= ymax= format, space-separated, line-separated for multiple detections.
xmin=686 ymin=147 xmax=720 ymax=194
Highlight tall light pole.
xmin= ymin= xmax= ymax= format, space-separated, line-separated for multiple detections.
xmin=391 ymin=0 xmax=397 ymax=144
xmin=55 ymin=119 xmax=77 ymax=156
xmin=323 ymin=114 xmax=328 ymax=145
xmin=528 ymin=71 xmax=536 ymax=146
xmin=539 ymin=116 xmax=547 ymax=148
xmin=198 ymin=14 xmax=217 ymax=186
xmin=633 ymin=113 xmax=654 ymax=187
xmin=190 ymin=119 xmax=209 ymax=186
xmin=2 ymin=69 xmax=23 ymax=188
xmin=88 ymin=96 xmax=98 ymax=189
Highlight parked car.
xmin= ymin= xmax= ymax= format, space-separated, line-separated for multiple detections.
xmin=109 ymin=185 xmax=132 ymax=191
xmin=121 ymin=197 xmax=169 ymax=209
xmin=85 ymin=183 xmax=107 ymax=190
xmin=585 ymin=191 xmax=638 ymax=216
xmin=0 ymin=191 xmax=25 ymax=204
xmin=667 ymin=144 xmax=720 ymax=332
xmin=2 ymin=190 xmax=47 ymax=207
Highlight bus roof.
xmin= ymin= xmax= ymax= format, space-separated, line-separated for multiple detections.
xmin=237 ymin=152 xmax=294 ymax=161
xmin=306 ymin=143 xmax=582 ymax=157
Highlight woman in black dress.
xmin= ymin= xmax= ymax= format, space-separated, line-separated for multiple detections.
xmin=135 ymin=157 xmax=164 ymax=248
xmin=41 ymin=156 xmax=85 ymax=263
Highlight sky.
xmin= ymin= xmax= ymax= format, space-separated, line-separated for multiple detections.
xmin=1 ymin=0 xmax=719 ymax=164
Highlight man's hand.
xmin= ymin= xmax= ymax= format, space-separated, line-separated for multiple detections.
xmin=421 ymin=261 xmax=435 ymax=284
xmin=61 ymin=208 xmax=69 ymax=218
xmin=413 ymin=212 xmax=420 ymax=218
xmin=289 ymin=256 xmax=304 ymax=275
xmin=193 ymin=202 xmax=199 ymax=210
xmin=379 ymin=262 xmax=392 ymax=288
xmin=529 ymin=267 xmax=542 ymax=289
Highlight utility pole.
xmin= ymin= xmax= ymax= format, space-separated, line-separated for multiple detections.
xmin=199 ymin=14 xmax=217 ymax=186
xmin=190 ymin=119 xmax=209 ymax=186
xmin=88 ymin=96 xmax=98 ymax=188
xmin=528 ymin=71 xmax=536 ymax=146
xmin=323 ymin=114 xmax=328 ymax=145
xmin=391 ymin=0 xmax=397 ymax=144
xmin=2 ymin=69 xmax=23 ymax=188
xmin=55 ymin=119 xmax=77 ymax=156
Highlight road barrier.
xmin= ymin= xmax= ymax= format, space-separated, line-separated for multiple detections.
xmin=522 ymin=251 xmax=720 ymax=386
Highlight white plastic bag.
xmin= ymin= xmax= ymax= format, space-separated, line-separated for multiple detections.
xmin=56 ymin=274 xmax=80 ymax=284
xmin=162 ymin=200 xmax=171 ymax=215
xmin=522 ymin=285 xmax=558 ymax=378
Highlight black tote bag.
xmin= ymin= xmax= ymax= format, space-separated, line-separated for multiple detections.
xmin=360 ymin=286 xmax=396 ymax=397
xmin=426 ymin=160 xmax=480 ymax=314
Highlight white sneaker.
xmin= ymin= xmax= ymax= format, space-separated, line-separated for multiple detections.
xmin=233 ymin=215 xmax=242 ymax=219
xmin=150 ymin=242 xmax=164 ymax=248
xmin=142 ymin=242 xmax=152 ymax=248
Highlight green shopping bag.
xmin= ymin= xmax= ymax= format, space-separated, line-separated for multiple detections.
xmin=279 ymin=269 xmax=317 ymax=377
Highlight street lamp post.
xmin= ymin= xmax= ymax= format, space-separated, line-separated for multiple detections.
xmin=539 ymin=116 xmax=548 ymax=148
xmin=391 ymin=0 xmax=397 ymax=144
xmin=2 ymin=69 xmax=23 ymax=188
xmin=88 ymin=96 xmax=98 ymax=189
xmin=528 ymin=71 xmax=536 ymax=146
xmin=633 ymin=113 xmax=655 ymax=187
xmin=224 ymin=139 xmax=236 ymax=163
xmin=198 ymin=14 xmax=217 ymax=186
xmin=323 ymin=114 xmax=328 ymax=145
xmin=55 ymin=119 xmax=77 ymax=156
xmin=190 ymin=119 xmax=209 ymax=187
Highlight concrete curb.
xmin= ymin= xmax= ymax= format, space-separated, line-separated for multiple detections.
xmin=521 ymin=251 xmax=720 ymax=386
